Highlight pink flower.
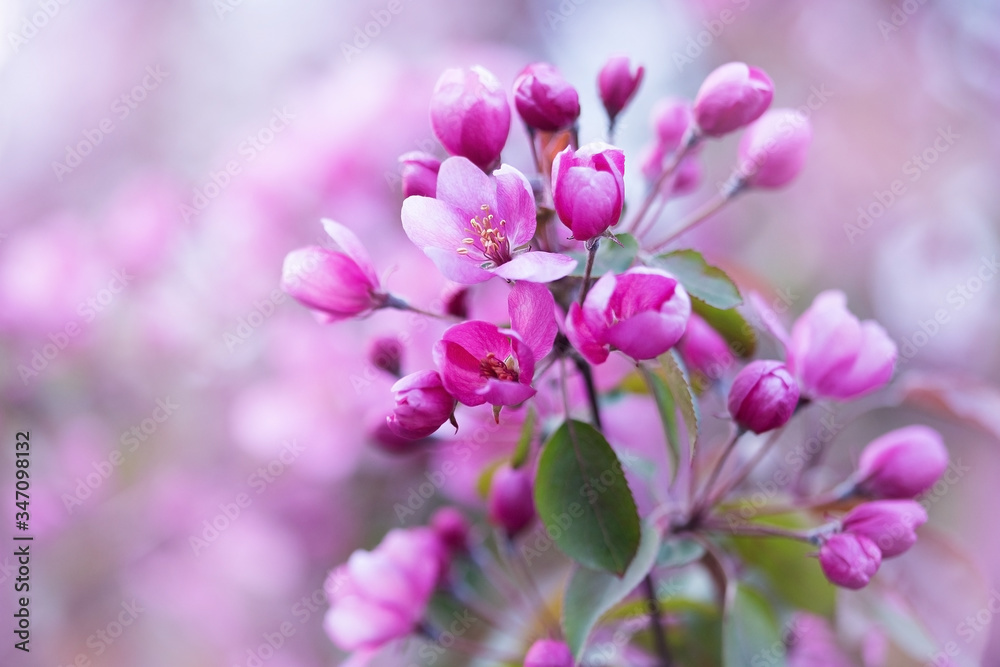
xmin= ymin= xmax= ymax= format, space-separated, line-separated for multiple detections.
xmin=566 ymin=267 xmax=691 ymax=364
xmin=641 ymin=99 xmax=701 ymax=195
xmin=433 ymin=282 xmax=556 ymax=408
xmin=856 ymin=425 xmax=948 ymax=499
xmin=677 ymin=312 xmax=733 ymax=381
xmin=488 ymin=464 xmax=535 ymax=537
xmin=281 ymin=219 xmax=387 ymax=322
xmin=727 ymin=360 xmax=800 ymax=434
xmin=385 ymin=370 xmax=456 ymax=440
xmin=513 ymin=62 xmax=580 ymax=132
xmin=737 ymin=108 xmax=813 ymax=188
xmin=842 ymin=500 xmax=928 ymax=558
xmin=598 ymin=55 xmax=644 ymax=125
xmin=430 ymin=66 xmax=511 ymax=171
xmin=324 ymin=528 xmax=444 ymax=652
xmin=551 ymin=142 xmax=626 ymax=241
xmin=401 ymin=156 xmax=576 ymax=284
xmin=524 ymin=639 xmax=574 ymax=667
xmin=693 ymin=62 xmax=774 ymax=137
xmin=398 ymin=151 xmax=441 ymax=198
xmin=787 ymin=290 xmax=897 ymax=400
xmin=430 ymin=507 xmax=470 ymax=554
xmin=818 ymin=532 xmax=881 ymax=590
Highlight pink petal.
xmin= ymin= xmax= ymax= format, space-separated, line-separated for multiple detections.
xmin=494 ymin=164 xmax=537 ymax=245
xmin=607 ymin=310 xmax=686 ymax=360
xmin=321 ymin=219 xmax=379 ymax=287
xmin=480 ymin=378 xmax=537 ymax=406
xmin=434 ymin=339 xmax=488 ymax=407
xmin=492 ymin=251 xmax=577 ymax=282
xmin=434 ymin=156 xmax=497 ymax=212
xmin=424 ymin=247 xmax=493 ymax=284
xmin=401 ymin=196 xmax=468 ymax=256
xmin=324 ymin=598 xmax=410 ymax=652
xmin=509 ymin=282 xmax=558 ymax=361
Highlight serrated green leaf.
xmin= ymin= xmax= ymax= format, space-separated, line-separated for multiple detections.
xmin=534 ymin=420 xmax=641 ymax=575
xmin=568 ymin=233 xmax=639 ymax=277
xmin=511 ymin=407 xmax=536 ymax=469
xmin=653 ymin=249 xmax=742 ymax=309
xmin=692 ymin=298 xmax=757 ymax=358
xmin=563 ymin=522 xmax=661 ymax=658
xmin=723 ymin=584 xmax=785 ymax=667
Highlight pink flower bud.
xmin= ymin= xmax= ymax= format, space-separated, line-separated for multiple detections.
xmin=386 ymin=370 xmax=456 ymax=440
xmin=324 ymin=527 xmax=444 ymax=651
xmin=488 ymin=464 xmax=535 ymax=537
xmin=727 ymin=360 xmax=800 ymax=434
xmin=551 ymin=142 xmax=626 ymax=241
xmin=737 ymin=108 xmax=813 ymax=188
xmin=566 ymin=267 xmax=691 ymax=364
xmin=398 ymin=151 xmax=441 ymax=198
xmin=677 ymin=312 xmax=733 ymax=382
xmin=430 ymin=66 xmax=511 ymax=171
xmin=652 ymin=98 xmax=694 ymax=149
xmin=513 ymin=62 xmax=581 ymax=132
xmin=369 ymin=336 xmax=403 ymax=377
xmin=598 ymin=55 xmax=644 ymax=125
xmin=819 ymin=532 xmax=881 ymax=590
xmin=693 ymin=62 xmax=774 ymax=137
xmin=430 ymin=506 xmax=470 ymax=554
xmin=788 ymin=290 xmax=897 ymax=401
xmin=524 ymin=638 xmax=574 ymax=667
xmin=281 ymin=220 xmax=387 ymax=322
xmin=842 ymin=500 xmax=927 ymax=558
xmin=856 ymin=426 xmax=948 ymax=499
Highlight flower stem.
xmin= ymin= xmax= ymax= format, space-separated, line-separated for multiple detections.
xmin=644 ymin=574 xmax=674 ymax=667
xmin=574 ymin=355 xmax=603 ymax=430
xmin=691 ymin=427 xmax=744 ymax=518
xmin=647 ymin=177 xmax=745 ymax=254
xmin=702 ymin=519 xmax=817 ymax=543
xmin=386 ymin=295 xmax=458 ymax=321
xmin=628 ymin=130 xmax=699 ymax=233
xmin=703 ymin=425 xmax=787 ymax=509
xmin=578 ymin=238 xmax=600 ymax=306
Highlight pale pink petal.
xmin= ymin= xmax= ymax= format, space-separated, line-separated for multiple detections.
xmin=492 ymin=251 xmax=577 ymax=282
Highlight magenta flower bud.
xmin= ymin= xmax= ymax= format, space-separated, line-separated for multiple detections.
xmin=652 ymin=98 xmax=695 ymax=149
xmin=727 ymin=360 xmax=799 ymax=434
xmin=788 ymin=291 xmax=898 ymax=401
xmin=842 ymin=500 xmax=928 ymax=558
xmin=430 ymin=66 xmax=511 ymax=171
xmin=513 ymin=62 xmax=580 ymax=132
xmin=369 ymin=336 xmax=403 ymax=377
xmin=693 ymin=62 xmax=774 ymax=137
xmin=819 ymin=532 xmax=882 ymax=590
xmin=488 ymin=464 xmax=535 ymax=537
xmin=598 ymin=55 xmax=644 ymax=125
xmin=324 ymin=527 xmax=444 ymax=651
xmin=856 ymin=425 xmax=948 ymax=499
xmin=677 ymin=312 xmax=733 ymax=381
xmin=566 ymin=267 xmax=691 ymax=365
xmin=281 ymin=219 xmax=387 ymax=322
xmin=524 ymin=638 xmax=574 ymax=667
xmin=737 ymin=108 xmax=813 ymax=188
xmin=551 ymin=142 xmax=626 ymax=241
xmin=430 ymin=506 xmax=470 ymax=554
xmin=398 ymin=151 xmax=441 ymax=198
xmin=386 ymin=370 xmax=456 ymax=440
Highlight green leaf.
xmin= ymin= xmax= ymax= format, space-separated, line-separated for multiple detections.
xmin=511 ymin=407 xmax=536 ymax=469
xmin=692 ymin=298 xmax=757 ymax=358
xmin=535 ymin=419 xmax=641 ymax=575
xmin=653 ymin=249 xmax=742 ymax=309
xmin=563 ymin=522 xmax=661 ymax=658
xmin=657 ymin=537 xmax=705 ymax=569
xmin=638 ymin=352 xmax=699 ymax=483
xmin=475 ymin=459 xmax=504 ymax=500
xmin=723 ymin=584 xmax=785 ymax=667
xmin=568 ymin=233 xmax=639 ymax=277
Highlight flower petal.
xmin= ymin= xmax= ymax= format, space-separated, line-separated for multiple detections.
xmin=492 ymin=251 xmax=577 ymax=282
xmin=508 ymin=282 xmax=558 ymax=361
xmin=321 ymin=219 xmax=379 ymax=287
xmin=435 ymin=156 xmax=497 ymax=213
xmin=494 ymin=164 xmax=537 ymax=245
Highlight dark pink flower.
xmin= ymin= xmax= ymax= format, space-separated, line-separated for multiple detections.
xmin=281 ymin=219 xmax=387 ymax=322
xmin=398 ymin=151 xmax=441 ymax=198
xmin=551 ymin=142 xmax=626 ymax=241
xmin=385 ymin=370 xmax=456 ymax=440
xmin=842 ymin=500 xmax=927 ymax=558
xmin=693 ymin=62 xmax=774 ymax=137
xmin=402 ymin=156 xmax=576 ymax=284
xmin=598 ymin=55 xmax=644 ymax=125
xmin=677 ymin=312 xmax=733 ymax=381
xmin=430 ymin=507 xmax=470 ymax=554
xmin=787 ymin=290 xmax=897 ymax=400
xmin=566 ymin=267 xmax=691 ymax=364
xmin=641 ymin=99 xmax=701 ymax=195
xmin=324 ymin=527 xmax=444 ymax=651
xmin=737 ymin=108 xmax=813 ymax=188
xmin=488 ymin=464 xmax=535 ymax=537
xmin=727 ymin=360 xmax=799 ymax=434
xmin=819 ymin=532 xmax=881 ymax=590
xmin=513 ymin=62 xmax=580 ymax=132
xmin=856 ymin=425 xmax=948 ymax=499
xmin=524 ymin=638 xmax=574 ymax=667
xmin=430 ymin=66 xmax=511 ymax=171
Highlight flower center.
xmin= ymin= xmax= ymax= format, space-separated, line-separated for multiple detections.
xmin=479 ymin=352 xmax=519 ymax=382
xmin=457 ymin=204 xmax=512 ymax=268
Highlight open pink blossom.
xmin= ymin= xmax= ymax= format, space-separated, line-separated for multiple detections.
xmin=566 ymin=267 xmax=691 ymax=364
xmin=787 ymin=290 xmax=897 ymax=400
xmin=551 ymin=142 xmax=626 ymax=241
xmin=281 ymin=219 xmax=387 ymax=322
xmin=324 ymin=527 xmax=444 ymax=652
xmin=402 ymin=156 xmax=576 ymax=284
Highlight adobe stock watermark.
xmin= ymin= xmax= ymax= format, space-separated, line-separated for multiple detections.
xmin=7 ymin=0 xmax=72 ymax=54
xmin=189 ymin=440 xmax=305 ymax=556
xmin=926 ymin=589 xmax=1000 ymax=666
xmin=57 ymin=599 xmax=144 ymax=667
xmin=17 ymin=269 xmax=133 ymax=385
xmin=671 ymin=0 xmax=751 ymax=73
xmin=844 ymin=125 xmax=959 ymax=244
xmin=179 ymin=106 xmax=296 ymax=223
xmin=62 ymin=398 xmax=180 ymax=513
xmin=52 ymin=66 xmax=169 ymax=181
xmin=223 ymin=289 xmax=287 ymax=352
xmin=878 ymin=0 xmax=928 ymax=40
xmin=340 ymin=0 xmax=410 ymax=63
